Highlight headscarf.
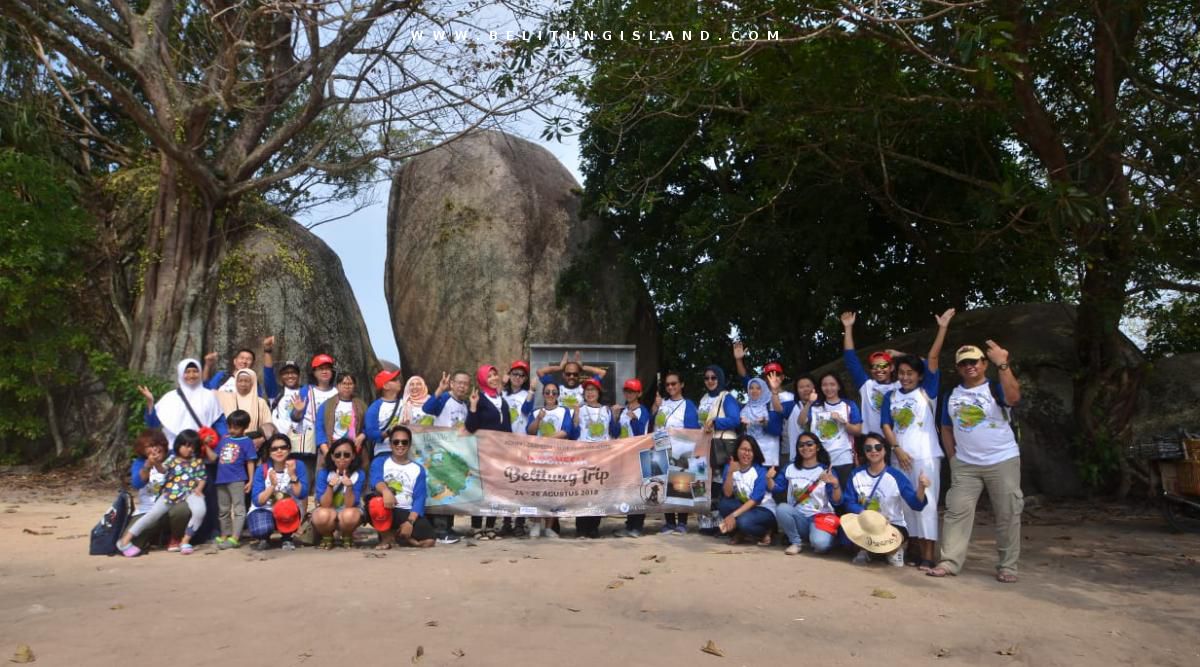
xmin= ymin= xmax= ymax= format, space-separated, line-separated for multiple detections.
xmin=705 ymin=365 xmax=726 ymax=397
xmin=217 ymin=369 xmax=267 ymax=432
xmin=743 ymin=377 xmax=771 ymax=423
xmin=154 ymin=358 xmax=224 ymax=445
xmin=399 ymin=376 xmax=428 ymax=423
xmin=477 ymin=365 xmax=499 ymax=398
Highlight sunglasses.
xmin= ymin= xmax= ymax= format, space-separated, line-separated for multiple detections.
xmin=390 ymin=439 xmax=411 ymax=446
xmin=957 ymin=358 xmax=980 ymax=367
xmin=798 ymin=441 xmax=818 ymax=448
xmin=269 ymin=445 xmax=291 ymax=452
xmin=862 ymin=443 xmax=886 ymax=452
xmin=332 ymin=451 xmax=354 ymax=459
xmin=870 ymin=363 xmax=890 ymax=370
xmin=544 ymin=390 xmax=559 ymax=395
xmin=510 ymin=371 xmax=526 ymax=376
xmin=703 ymin=375 xmax=718 ymax=380
xmin=563 ymin=372 xmax=579 ymax=377
xmin=665 ymin=381 xmax=680 ymax=387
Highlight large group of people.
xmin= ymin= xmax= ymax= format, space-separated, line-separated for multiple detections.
xmin=115 ymin=310 xmax=1025 ymax=583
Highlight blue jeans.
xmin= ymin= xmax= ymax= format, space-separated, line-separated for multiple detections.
xmin=717 ymin=497 xmax=776 ymax=538
xmin=774 ymin=504 xmax=835 ymax=553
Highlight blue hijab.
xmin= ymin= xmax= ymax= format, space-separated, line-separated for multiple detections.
xmin=705 ymin=365 xmax=726 ymax=397
xmin=744 ymin=377 xmax=770 ymax=421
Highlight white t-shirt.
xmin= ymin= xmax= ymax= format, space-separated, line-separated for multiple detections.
xmin=781 ymin=464 xmax=836 ymax=516
xmin=331 ymin=400 xmax=356 ymax=439
xmin=617 ymin=406 xmax=645 ymax=438
xmin=379 ymin=458 xmax=422 ymax=510
xmin=655 ymin=398 xmax=689 ymax=430
xmin=849 ymin=468 xmax=908 ymax=527
xmin=433 ymin=396 xmax=468 ymax=430
xmin=730 ymin=465 xmax=776 ymax=511
xmin=576 ymin=405 xmax=612 ymax=442
xmin=859 ymin=379 xmax=899 ymax=436
xmin=887 ymin=389 xmax=942 ymax=461
xmin=785 ymin=401 xmax=810 ymax=465
xmin=302 ymin=386 xmax=338 ymax=435
xmin=809 ymin=401 xmax=857 ymax=467
xmin=404 ymin=402 xmax=432 ymax=427
xmin=558 ymin=384 xmax=585 ymax=410
xmin=533 ymin=406 xmax=570 ymax=437
xmin=271 ymin=386 xmax=304 ymax=438
xmin=503 ymin=389 xmax=532 ymax=435
xmin=249 ymin=464 xmax=295 ymax=513
xmin=134 ymin=463 xmax=166 ymax=515
xmin=944 ymin=383 xmax=1019 ymax=466
xmin=372 ymin=399 xmax=402 ymax=457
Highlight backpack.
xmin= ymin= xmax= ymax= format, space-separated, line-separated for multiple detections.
xmin=988 ymin=380 xmax=1020 ymax=444
xmin=89 ymin=490 xmax=131 ymax=556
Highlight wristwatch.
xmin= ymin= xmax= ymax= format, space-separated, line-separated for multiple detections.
xmin=997 ymin=363 xmax=1010 ymax=371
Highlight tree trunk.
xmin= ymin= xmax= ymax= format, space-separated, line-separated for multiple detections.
xmin=1072 ymin=231 xmax=1144 ymax=493
xmin=128 ymin=158 xmax=222 ymax=378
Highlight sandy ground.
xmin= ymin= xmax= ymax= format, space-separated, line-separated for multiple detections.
xmin=1 ymin=469 xmax=1198 ymax=667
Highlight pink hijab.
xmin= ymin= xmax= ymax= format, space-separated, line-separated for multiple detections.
xmin=476 ymin=365 xmax=499 ymax=398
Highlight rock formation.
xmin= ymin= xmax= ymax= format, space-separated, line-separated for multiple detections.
xmin=205 ymin=213 xmax=380 ymax=392
xmin=385 ymin=130 xmax=659 ymax=384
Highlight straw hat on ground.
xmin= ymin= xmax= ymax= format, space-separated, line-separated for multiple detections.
xmin=841 ymin=509 xmax=903 ymax=553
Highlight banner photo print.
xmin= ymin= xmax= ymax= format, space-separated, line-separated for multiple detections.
xmin=406 ymin=427 xmax=711 ymax=517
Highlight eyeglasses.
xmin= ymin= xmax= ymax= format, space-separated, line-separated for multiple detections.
xmin=798 ymin=441 xmax=818 ymax=448
xmin=870 ymin=363 xmax=890 ymax=370
xmin=957 ymin=359 xmax=980 ymax=367
xmin=665 ymin=381 xmax=680 ymax=387
xmin=390 ymin=439 xmax=411 ymax=446
xmin=332 ymin=451 xmax=354 ymax=459
xmin=862 ymin=443 xmax=885 ymax=452
xmin=269 ymin=445 xmax=291 ymax=452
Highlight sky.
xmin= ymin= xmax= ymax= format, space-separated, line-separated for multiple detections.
xmin=306 ymin=126 xmax=582 ymax=365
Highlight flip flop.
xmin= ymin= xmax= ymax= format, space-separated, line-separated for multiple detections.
xmin=917 ymin=559 xmax=936 ymax=572
xmin=926 ymin=566 xmax=955 ymax=578
xmin=374 ymin=541 xmax=392 ymax=550
xmin=118 ymin=542 xmax=141 ymax=558
xmin=996 ymin=571 xmax=1018 ymax=584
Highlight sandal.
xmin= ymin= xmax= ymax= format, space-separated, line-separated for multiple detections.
xmin=374 ymin=541 xmax=392 ymax=550
xmin=917 ymin=559 xmax=936 ymax=572
xmin=926 ymin=565 xmax=955 ymax=578
xmin=342 ymin=536 xmax=354 ymax=549
xmin=996 ymin=570 xmax=1018 ymax=584
xmin=319 ymin=536 xmax=334 ymax=550
xmin=756 ymin=533 xmax=773 ymax=547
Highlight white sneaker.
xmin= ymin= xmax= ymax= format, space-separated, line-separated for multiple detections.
xmin=887 ymin=549 xmax=905 ymax=568
xmin=785 ymin=544 xmax=802 ymax=556
xmin=529 ymin=522 xmax=542 ymax=538
xmin=852 ymin=549 xmax=870 ymax=566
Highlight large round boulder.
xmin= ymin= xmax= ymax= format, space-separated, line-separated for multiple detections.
xmin=385 ymin=131 xmax=659 ymax=383
xmin=810 ymin=303 xmax=1145 ymax=497
xmin=205 ymin=212 xmax=380 ymax=392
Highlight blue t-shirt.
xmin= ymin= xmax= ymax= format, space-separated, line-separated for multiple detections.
xmin=214 ymin=435 xmax=257 ymax=484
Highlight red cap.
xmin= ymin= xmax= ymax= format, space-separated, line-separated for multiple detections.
xmin=272 ymin=498 xmax=301 ymax=534
xmin=622 ymin=378 xmax=643 ymax=393
xmin=367 ymin=496 xmax=393 ymax=532
xmin=868 ymin=351 xmax=893 ymax=365
xmin=310 ymin=353 xmax=335 ymax=369
xmin=374 ymin=369 xmax=402 ymax=390
xmin=582 ymin=378 xmax=602 ymax=391
xmin=814 ymin=512 xmax=840 ymax=535
xmin=763 ymin=362 xmax=784 ymax=376
xmin=510 ymin=360 xmax=530 ymax=372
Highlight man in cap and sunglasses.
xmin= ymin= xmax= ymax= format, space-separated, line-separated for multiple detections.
xmin=927 ymin=340 xmax=1022 ymax=583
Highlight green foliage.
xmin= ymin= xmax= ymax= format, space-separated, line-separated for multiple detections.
xmin=85 ymin=350 xmax=172 ymax=443
xmin=1139 ymin=296 xmax=1200 ymax=359
xmin=0 ymin=149 xmax=92 ymax=447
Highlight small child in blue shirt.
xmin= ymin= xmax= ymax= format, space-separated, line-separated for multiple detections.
xmin=206 ymin=409 xmax=257 ymax=549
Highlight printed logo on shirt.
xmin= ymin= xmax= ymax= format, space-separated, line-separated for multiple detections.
xmin=562 ymin=394 xmax=581 ymax=409
xmin=858 ymin=494 xmax=882 ymax=512
xmin=698 ymin=409 xmax=709 ymax=423
xmin=655 ymin=411 xmax=667 ymax=428
xmin=870 ymin=387 xmax=886 ymax=411
xmin=587 ymin=421 xmax=606 ymax=438
xmin=219 ymin=443 xmax=242 ymax=464
xmin=890 ymin=396 xmax=919 ymax=432
xmin=815 ymin=415 xmax=842 ymax=441
xmin=336 ymin=411 xmax=353 ymax=432
xmin=950 ymin=395 xmax=989 ymax=431
xmin=620 ymin=425 xmax=631 ymax=438
xmin=509 ymin=406 xmax=519 ymax=422
xmin=538 ymin=422 xmax=556 ymax=437
xmin=418 ymin=415 xmax=435 ymax=426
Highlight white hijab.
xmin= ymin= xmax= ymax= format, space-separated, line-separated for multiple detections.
xmin=155 ymin=358 xmax=223 ymax=445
